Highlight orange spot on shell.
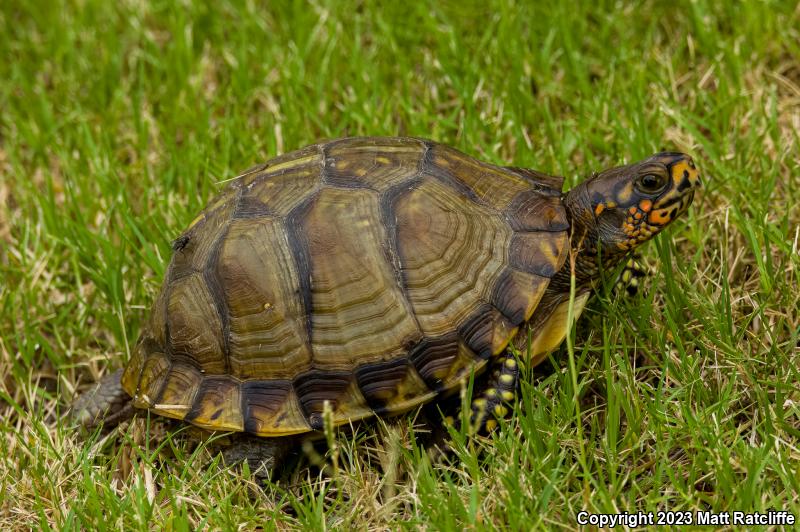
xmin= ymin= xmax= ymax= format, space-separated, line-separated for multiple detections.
xmin=639 ymin=199 xmax=653 ymax=212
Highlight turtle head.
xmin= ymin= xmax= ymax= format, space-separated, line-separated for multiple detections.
xmin=565 ymin=152 xmax=700 ymax=263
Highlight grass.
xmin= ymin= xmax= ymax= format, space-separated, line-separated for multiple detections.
xmin=1 ymin=0 xmax=799 ymax=529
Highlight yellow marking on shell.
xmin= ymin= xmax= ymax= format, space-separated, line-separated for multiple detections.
xmin=472 ymin=398 xmax=488 ymax=408
xmin=355 ymin=168 xmax=367 ymax=177
xmin=501 ymin=390 xmax=515 ymax=401
xmin=606 ymin=201 xmax=617 ymax=208
xmin=499 ymin=373 xmax=515 ymax=385
xmin=263 ymin=302 xmax=273 ymax=311
xmin=621 ymin=270 xmax=632 ymax=283
xmin=594 ymin=203 xmax=605 ymax=215
xmin=375 ymin=156 xmax=391 ymax=164
xmin=267 ymin=154 xmax=321 ymax=174
xmin=492 ymin=325 xmax=519 ymax=356
xmin=540 ymin=241 xmax=560 ymax=268
xmin=484 ymin=419 xmax=498 ymax=431
xmin=504 ymin=358 xmax=517 ymax=369
xmin=485 ymin=388 xmax=498 ymax=398
xmin=154 ymin=403 xmax=189 ymax=411
xmin=434 ymin=156 xmax=451 ymax=167
xmin=444 ymin=415 xmax=455 ymax=426
xmin=528 ymin=292 xmax=590 ymax=366
xmin=493 ymin=404 xmax=508 ymax=417
xmin=335 ymin=159 xmax=350 ymax=169
xmin=187 ymin=213 xmax=205 ymax=229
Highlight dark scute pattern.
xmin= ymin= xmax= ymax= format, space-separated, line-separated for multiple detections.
xmin=505 ymin=189 xmax=569 ymax=232
xmin=355 ymin=358 xmax=414 ymax=410
xmin=241 ymin=380 xmax=294 ymax=434
xmin=284 ymin=194 xmax=317 ymax=348
xmin=293 ymin=370 xmax=353 ymax=429
xmin=508 ymin=232 xmax=564 ymax=278
xmin=185 ymin=377 xmax=240 ymax=425
xmin=202 ymin=225 xmax=232 ymax=374
xmin=379 ymin=177 xmax=425 ymax=297
xmin=169 ymin=190 xmax=241 ymax=281
xmin=490 ymin=270 xmax=529 ymax=325
xmin=420 ymin=145 xmax=483 ymax=205
xmin=409 ymin=333 xmax=460 ymax=389
xmin=457 ymin=303 xmax=514 ymax=359
xmin=503 ymin=166 xmax=565 ymax=192
xmin=233 ymin=195 xmax=273 ymax=218
xmin=323 ymin=137 xmax=427 ymax=190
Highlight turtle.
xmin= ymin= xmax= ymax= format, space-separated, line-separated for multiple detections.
xmin=72 ymin=137 xmax=700 ymax=474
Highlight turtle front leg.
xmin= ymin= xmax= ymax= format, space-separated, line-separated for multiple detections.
xmin=469 ymin=350 xmax=519 ymax=434
xmin=614 ymin=254 xmax=650 ymax=297
xmin=71 ymin=368 xmax=135 ymax=429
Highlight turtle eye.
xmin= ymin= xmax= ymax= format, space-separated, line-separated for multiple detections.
xmin=636 ymin=173 xmax=667 ymax=194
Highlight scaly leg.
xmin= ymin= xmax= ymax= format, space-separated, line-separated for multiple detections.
xmin=615 ymin=254 xmax=650 ymax=297
xmin=468 ymin=350 xmax=520 ymax=434
xmin=221 ymin=434 xmax=295 ymax=479
xmin=71 ymin=369 xmax=135 ymax=429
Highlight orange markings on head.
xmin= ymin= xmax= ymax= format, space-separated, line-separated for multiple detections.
xmin=594 ymin=203 xmax=605 ymax=215
xmin=628 ymin=206 xmax=637 ymax=215
xmin=670 ymin=160 xmax=692 ymax=182
xmin=648 ymin=209 xmax=671 ymax=225
xmin=634 ymin=211 xmax=643 ymax=220
xmin=639 ymin=199 xmax=653 ymax=212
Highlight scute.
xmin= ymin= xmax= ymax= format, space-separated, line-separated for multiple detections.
xmin=186 ymin=377 xmax=243 ymax=431
xmin=166 ymin=273 xmax=226 ymax=373
xmin=123 ymin=137 xmax=570 ymax=435
xmin=324 ymin=137 xmax=426 ymax=190
xmin=392 ymin=178 xmax=511 ymax=337
xmin=217 ymin=216 xmax=312 ymax=379
xmin=300 ymin=187 xmax=423 ymax=369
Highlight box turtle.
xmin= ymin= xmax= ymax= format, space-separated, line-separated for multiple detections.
xmin=73 ymin=137 xmax=700 ymax=472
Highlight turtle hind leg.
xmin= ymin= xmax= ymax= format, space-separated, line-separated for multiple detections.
xmin=71 ymin=368 xmax=135 ymax=429
xmin=221 ymin=434 xmax=295 ymax=480
xmin=468 ymin=350 xmax=520 ymax=434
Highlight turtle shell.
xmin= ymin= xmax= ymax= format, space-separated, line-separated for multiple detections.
xmin=121 ymin=137 xmax=570 ymax=436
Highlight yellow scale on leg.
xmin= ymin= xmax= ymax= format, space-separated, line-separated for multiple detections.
xmin=469 ymin=351 xmax=520 ymax=434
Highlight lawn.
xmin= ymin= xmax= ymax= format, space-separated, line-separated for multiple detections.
xmin=1 ymin=0 xmax=798 ymax=529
